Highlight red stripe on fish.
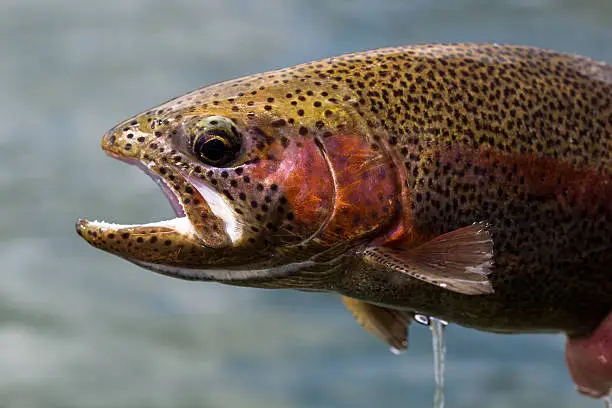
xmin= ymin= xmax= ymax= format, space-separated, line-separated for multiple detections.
xmin=437 ymin=146 xmax=612 ymax=216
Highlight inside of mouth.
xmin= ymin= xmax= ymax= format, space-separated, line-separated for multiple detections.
xmin=80 ymin=155 xmax=189 ymax=233
xmin=140 ymin=160 xmax=243 ymax=243
xmin=139 ymin=161 xmax=187 ymax=218
xmin=187 ymin=175 xmax=242 ymax=243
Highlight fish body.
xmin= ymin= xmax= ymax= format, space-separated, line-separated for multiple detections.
xmin=77 ymin=43 xmax=612 ymax=343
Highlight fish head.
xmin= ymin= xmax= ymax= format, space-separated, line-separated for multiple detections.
xmin=77 ymin=73 xmax=401 ymax=286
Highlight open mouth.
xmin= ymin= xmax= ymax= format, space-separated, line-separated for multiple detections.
xmin=76 ymin=154 xmax=243 ymax=250
xmin=77 ymin=156 xmax=195 ymax=235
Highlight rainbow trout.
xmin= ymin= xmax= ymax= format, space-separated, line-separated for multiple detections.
xmin=76 ymin=44 xmax=612 ymax=356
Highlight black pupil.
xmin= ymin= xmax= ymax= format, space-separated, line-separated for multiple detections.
xmin=200 ymin=138 xmax=228 ymax=162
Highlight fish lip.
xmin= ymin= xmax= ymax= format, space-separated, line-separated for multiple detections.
xmin=106 ymin=151 xmax=186 ymax=218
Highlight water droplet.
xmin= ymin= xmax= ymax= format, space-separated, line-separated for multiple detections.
xmin=389 ymin=347 xmax=404 ymax=356
xmin=414 ymin=314 xmax=431 ymax=325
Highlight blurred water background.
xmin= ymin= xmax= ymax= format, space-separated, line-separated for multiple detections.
xmin=2 ymin=0 xmax=612 ymax=407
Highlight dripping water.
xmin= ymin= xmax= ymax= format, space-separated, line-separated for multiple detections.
xmin=411 ymin=314 xmax=448 ymax=408
xmin=430 ymin=318 xmax=447 ymax=408
xmin=604 ymin=395 xmax=612 ymax=408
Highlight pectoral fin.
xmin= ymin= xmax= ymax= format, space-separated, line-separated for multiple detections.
xmin=362 ymin=222 xmax=495 ymax=295
xmin=342 ymin=296 xmax=412 ymax=352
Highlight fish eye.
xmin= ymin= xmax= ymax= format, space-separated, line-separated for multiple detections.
xmin=191 ymin=116 xmax=242 ymax=166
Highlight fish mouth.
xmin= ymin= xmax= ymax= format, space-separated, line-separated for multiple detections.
xmin=118 ymin=155 xmax=187 ymax=218
xmin=76 ymin=152 xmax=242 ymax=266
xmin=76 ymin=154 xmax=193 ymax=236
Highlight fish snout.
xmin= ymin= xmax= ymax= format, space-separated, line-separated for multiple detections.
xmin=101 ymin=121 xmax=147 ymax=159
xmin=75 ymin=218 xmax=89 ymax=239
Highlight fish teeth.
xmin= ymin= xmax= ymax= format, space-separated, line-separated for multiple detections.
xmin=87 ymin=216 xmax=197 ymax=236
